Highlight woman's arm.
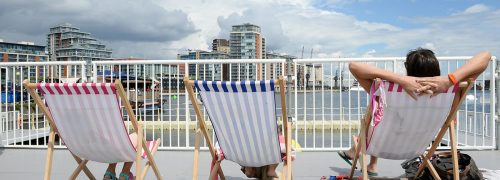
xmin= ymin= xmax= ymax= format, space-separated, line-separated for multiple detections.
xmin=417 ymin=51 xmax=492 ymax=94
xmin=349 ymin=62 xmax=423 ymax=99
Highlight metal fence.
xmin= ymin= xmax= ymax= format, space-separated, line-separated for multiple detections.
xmin=293 ymin=57 xmax=496 ymax=150
xmin=0 ymin=61 xmax=86 ymax=147
xmin=0 ymin=57 xmax=497 ymax=151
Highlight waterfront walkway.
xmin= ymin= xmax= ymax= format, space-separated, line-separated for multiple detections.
xmin=0 ymin=148 xmax=498 ymax=179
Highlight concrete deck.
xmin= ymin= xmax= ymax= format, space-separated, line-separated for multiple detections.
xmin=0 ymin=148 xmax=498 ymax=179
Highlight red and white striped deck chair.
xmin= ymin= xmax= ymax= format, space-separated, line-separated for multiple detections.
xmin=23 ymin=80 xmax=162 ymax=180
xmin=349 ymin=79 xmax=472 ymax=180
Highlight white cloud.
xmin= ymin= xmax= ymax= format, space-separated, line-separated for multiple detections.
xmin=421 ymin=43 xmax=436 ymax=51
xmin=463 ymin=4 xmax=490 ymax=14
xmin=157 ymin=0 xmax=500 ymax=59
xmin=325 ymin=0 xmax=371 ymax=5
xmin=362 ymin=49 xmax=376 ymax=57
xmin=354 ymin=21 xmax=402 ymax=31
xmin=0 ymin=0 xmax=499 ymax=59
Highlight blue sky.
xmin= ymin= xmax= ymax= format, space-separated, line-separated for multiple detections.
xmin=313 ymin=0 xmax=498 ymax=28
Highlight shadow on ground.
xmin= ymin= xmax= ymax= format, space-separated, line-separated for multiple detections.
xmin=329 ymin=166 xmax=407 ymax=179
xmin=329 ymin=166 xmax=356 ymax=176
xmin=223 ymin=176 xmax=251 ymax=180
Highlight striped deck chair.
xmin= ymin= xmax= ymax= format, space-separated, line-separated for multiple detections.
xmin=185 ymin=76 xmax=292 ymax=180
xmin=349 ymin=79 xmax=473 ymax=180
xmin=23 ymin=80 xmax=162 ymax=180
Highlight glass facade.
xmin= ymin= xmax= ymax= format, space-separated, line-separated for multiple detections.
xmin=229 ymin=23 xmax=266 ymax=80
xmin=0 ymin=41 xmax=48 ymax=80
xmin=47 ymin=23 xmax=112 ymax=76
xmin=178 ymin=50 xmax=229 ymax=80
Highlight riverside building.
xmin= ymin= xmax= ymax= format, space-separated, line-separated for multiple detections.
xmin=178 ymin=50 xmax=229 ymax=80
xmin=47 ymin=23 xmax=112 ymax=76
xmin=229 ymin=23 xmax=266 ymax=80
xmin=0 ymin=40 xmax=48 ymax=80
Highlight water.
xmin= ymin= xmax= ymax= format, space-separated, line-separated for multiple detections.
xmin=136 ymin=90 xmax=493 ymax=148
xmin=137 ymin=91 xmax=491 ymax=121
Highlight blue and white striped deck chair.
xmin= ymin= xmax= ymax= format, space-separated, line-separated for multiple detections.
xmin=185 ymin=76 xmax=292 ymax=180
xmin=349 ymin=79 xmax=473 ymax=180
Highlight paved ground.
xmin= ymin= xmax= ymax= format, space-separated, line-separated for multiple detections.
xmin=0 ymin=148 xmax=498 ymax=179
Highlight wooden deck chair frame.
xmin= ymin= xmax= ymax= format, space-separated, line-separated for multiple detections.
xmin=23 ymin=80 xmax=163 ymax=180
xmin=185 ymin=76 xmax=292 ymax=180
xmin=348 ymin=79 xmax=473 ymax=180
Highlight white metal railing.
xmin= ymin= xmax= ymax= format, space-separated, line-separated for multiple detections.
xmin=0 ymin=57 xmax=496 ymax=151
xmin=0 ymin=61 xmax=86 ymax=147
xmin=293 ymin=56 xmax=496 ymax=150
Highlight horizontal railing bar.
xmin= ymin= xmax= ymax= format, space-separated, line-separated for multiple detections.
xmin=93 ymin=60 xmax=185 ymax=65
xmin=93 ymin=59 xmax=286 ymax=65
xmin=185 ymin=59 xmax=285 ymax=64
xmin=0 ymin=61 xmax=86 ymax=66
xmin=294 ymin=56 xmax=475 ymax=63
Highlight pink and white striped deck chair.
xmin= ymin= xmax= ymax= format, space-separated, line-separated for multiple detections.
xmin=349 ymin=79 xmax=473 ymax=180
xmin=23 ymin=80 xmax=162 ymax=180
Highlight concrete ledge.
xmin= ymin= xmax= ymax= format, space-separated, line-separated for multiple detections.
xmin=128 ymin=121 xmax=360 ymax=130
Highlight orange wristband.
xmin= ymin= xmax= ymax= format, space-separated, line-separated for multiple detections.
xmin=448 ymin=74 xmax=457 ymax=84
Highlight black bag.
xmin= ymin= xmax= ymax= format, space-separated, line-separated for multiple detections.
xmin=432 ymin=152 xmax=483 ymax=180
xmin=401 ymin=157 xmax=433 ymax=180
xmin=401 ymin=152 xmax=483 ymax=180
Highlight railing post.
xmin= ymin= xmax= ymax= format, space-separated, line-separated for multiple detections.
xmin=185 ymin=62 xmax=190 ymax=148
xmin=494 ymin=56 xmax=499 ymax=150
xmin=286 ymin=57 xmax=293 ymax=123
xmin=86 ymin=59 xmax=92 ymax=82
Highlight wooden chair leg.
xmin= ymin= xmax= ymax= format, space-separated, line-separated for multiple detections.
xmin=69 ymin=159 xmax=88 ymax=180
xmin=71 ymin=154 xmax=95 ymax=180
xmin=281 ymin=163 xmax=286 ymax=180
xmin=285 ymin=123 xmax=292 ymax=180
xmin=140 ymin=138 xmax=161 ymax=180
xmin=44 ymin=128 xmax=56 ymax=180
xmin=349 ymin=137 xmax=360 ymax=180
xmin=361 ymin=117 xmax=370 ymax=180
xmin=209 ymin=161 xmax=221 ymax=180
xmin=142 ymin=139 xmax=161 ymax=180
xmin=192 ymin=128 xmax=202 ymax=180
xmin=136 ymin=124 xmax=143 ymax=180
xmin=360 ymin=145 xmax=368 ymax=180
xmin=449 ymin=124 xmax=459 ymax=180
xmin=422 ymin=155 xmax=441 ymax=180
xmin=354 ymin=122 xmax=369 ymax=180
xmin=217 ymin=167 xmax=226 ymax=180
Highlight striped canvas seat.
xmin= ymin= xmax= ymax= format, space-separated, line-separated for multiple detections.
xmin=349 ymin=79 xmax=472 ymax=180
xmin=25 ymin=80 xmax=162 ymax=180
xmin=37 ymin=83 xmax=158 ymax=163
xmin=186 ymin=76 xmax=292 ymax=180
xmin=366 ymin=81 xmax=458 ymax=160
xmin=194 ymin=80 xmax=282 ymax=167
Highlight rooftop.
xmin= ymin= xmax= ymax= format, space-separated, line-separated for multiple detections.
xmin=0 ymin=148 xmax=498 ymax=179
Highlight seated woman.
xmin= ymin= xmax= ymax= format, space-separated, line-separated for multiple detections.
xmin=103 ymin=133 xmax=137 ymax=180
xmin=337 ymin=48 xmax=491 ymax=176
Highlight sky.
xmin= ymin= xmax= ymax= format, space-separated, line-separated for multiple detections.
xmin=0 ymin=0 xmax=499 ymax=59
